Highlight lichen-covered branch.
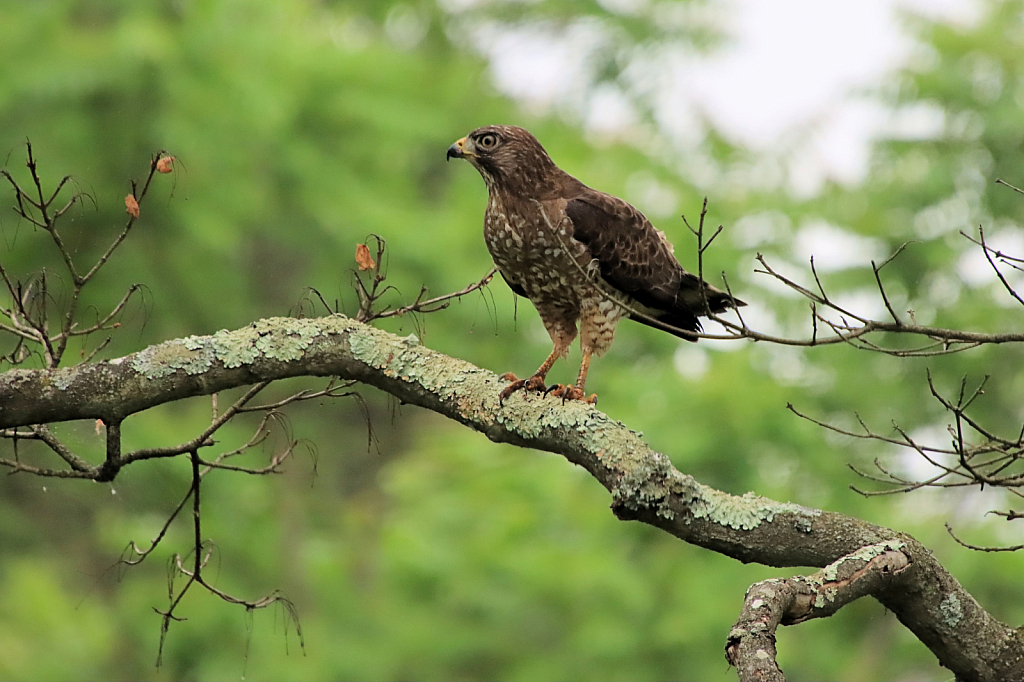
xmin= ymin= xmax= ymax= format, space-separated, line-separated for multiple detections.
xmin=725 ymin=540 xmax=911 ymax=681
xmin=1 ymin=315 xmax=1020 ymax=680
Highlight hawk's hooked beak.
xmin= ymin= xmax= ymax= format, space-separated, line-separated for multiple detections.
xmin=446 ymin=137 xmax=471 ymax=161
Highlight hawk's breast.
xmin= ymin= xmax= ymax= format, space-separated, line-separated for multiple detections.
xmin=484 ymin=197 xmax=592 ymax=306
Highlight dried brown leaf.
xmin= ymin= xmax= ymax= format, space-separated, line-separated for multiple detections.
xmin=355 ymin=243 xmax=375 ymax=271
xmin=156 ymin=156 xmax=175 ymax=174
xmin=125 ymin=194 xmax=140 ymax=219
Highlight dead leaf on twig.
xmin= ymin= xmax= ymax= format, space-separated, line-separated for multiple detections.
xmin=125 ymin=194 xmax=140 ymax=219
xmin=355 ymin=243 xmax=375 ymax=271
xmin=156 ymin=156 xmax=175 ymax=174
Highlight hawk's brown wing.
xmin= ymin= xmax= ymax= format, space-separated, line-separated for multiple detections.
xmin=565 ymin=189 xmax=742 ymax=335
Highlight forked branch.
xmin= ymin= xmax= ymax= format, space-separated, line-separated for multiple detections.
xmin=726 ymin=541 xmax=911 ymax=681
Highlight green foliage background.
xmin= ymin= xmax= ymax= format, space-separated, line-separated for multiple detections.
xmin=1 ymin=1 xmax=1023 ymax=680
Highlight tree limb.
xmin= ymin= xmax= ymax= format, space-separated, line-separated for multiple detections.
xmin=0 ymin=315 xmax=1020 ymax=680
xmin=725 ymin=540 xmax=911 ymax=681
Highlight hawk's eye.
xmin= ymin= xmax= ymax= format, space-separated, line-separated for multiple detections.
xmin=477 ymin=133 xmax=498 ymax=149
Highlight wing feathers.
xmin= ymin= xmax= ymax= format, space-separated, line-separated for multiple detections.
xmin=565 ymin=190 xmax=744 ymax=326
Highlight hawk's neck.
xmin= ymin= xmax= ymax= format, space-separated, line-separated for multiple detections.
xmin=487 ymin=164 xmax=581 ymax=201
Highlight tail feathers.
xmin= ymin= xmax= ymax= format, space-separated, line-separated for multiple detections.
xmin=705 ymin=288 xmax=746 ymax=313
xmin=676 ymin=280 xmax=746 ymax=315
xmin=630 ymin=287 xmax=745 ymax=342
xmin=631 ymin=309 xmax=702 ymax=342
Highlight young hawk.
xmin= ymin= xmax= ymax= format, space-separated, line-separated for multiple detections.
xmin=447 ymin=125 xmax=744 ymax=404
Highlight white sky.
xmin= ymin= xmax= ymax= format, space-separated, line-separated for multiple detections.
xmin=668 ymin=0 xmax=975 ymax=145
xmin=475 ymin=0 xmax=980 ymax=193
xmin=670 ymin=0 xmax=977 ymax=191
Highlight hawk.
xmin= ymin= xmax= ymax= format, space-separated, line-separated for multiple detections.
xmin=447 ymin=125 xmax=744 ymax=404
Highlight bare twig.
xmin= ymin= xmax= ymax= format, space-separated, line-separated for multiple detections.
xmin=117 ymin=382 xmax=271 ymax=468
xmin=969 ymin=226 xmax=1024 ymax=307
xmin=946 ymin=523 xmax=1024 ymax=553
xmin=1 ymin=146 xmax=168 ymax=369
xmin=350 ymin=234 xmax=497 ymax=327
xmin=375 ymin=267 xmax=497 ymax=320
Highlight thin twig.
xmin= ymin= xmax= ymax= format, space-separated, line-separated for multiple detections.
xmin=946 ymin=523 xmax=1024 ymax=552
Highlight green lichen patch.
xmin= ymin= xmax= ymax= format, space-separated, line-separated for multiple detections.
xmin=821 ymin=539 xmax=906 ymax=581
xmin=131 ymin=339 xmax=214 ymax=378
xmin=689 ymin=487 xmax=822 ymax=531
xmin=256 ymin=318 xmax=324 ymax=359
xmin=807 ymin=539 xmax=907 ymax=607
xmin=814 ymin=586 xmax=840 ymax=609
xmin=182 ymin=335 xmax=207 ymax=351
xmin=255 ymin=331 xmax=306 ymax=361
xmin=512 ymin=400 xmax=605 ymax=439
xmin=347 ymin=321 xmax=500 ymax=404
xmin=940 ymin=593 xmax=963 ymax=628
xmin=203 ymin=318 xmax=332 ymax=367
xmin=612 ymin=452 xmax=686 ymax=520
xmin=208 ymin=329 xmax=260 ymax=368
xmin=130 ymin=317 xmax=341 ymax=378
xmin=53 ymin=368 xmax=77 ymax=390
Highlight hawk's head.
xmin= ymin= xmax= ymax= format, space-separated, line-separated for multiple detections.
xmin=447 ymin=125 xmax=558 ymax=191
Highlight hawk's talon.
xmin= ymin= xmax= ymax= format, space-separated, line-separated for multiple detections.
xmin=498 ymin=373 xmax=547 ymax=404
xmin=543 ymin=384 xmax=598 ymax=405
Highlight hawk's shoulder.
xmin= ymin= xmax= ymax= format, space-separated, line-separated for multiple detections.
xmin=564 ymin=188 xmax=683 ymax=308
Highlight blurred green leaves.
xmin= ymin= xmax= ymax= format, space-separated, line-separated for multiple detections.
xmin=1 ymin=1 xmax=1023 ymax=681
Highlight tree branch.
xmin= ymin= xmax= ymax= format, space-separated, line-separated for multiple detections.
xmin=0 ymin=314 xmax=1019 ymax=679
xmin=725 ymin=540 xmax=911 ymax=681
